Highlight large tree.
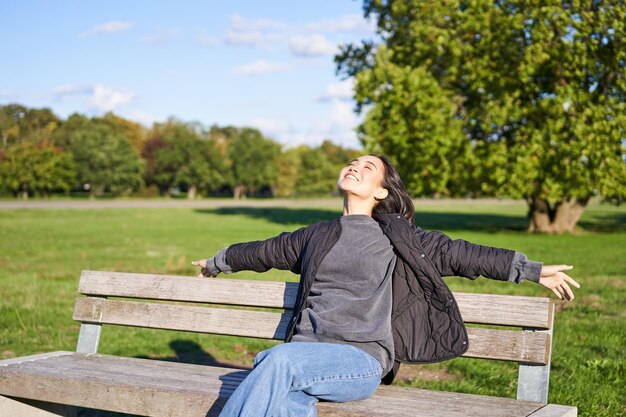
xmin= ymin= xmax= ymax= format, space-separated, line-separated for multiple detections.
xmin=226 ymin=128 xmax=281 ymax=198
xmin=54 ymin=114 xmax=144 ymax=197
xmin=144 ymin=119 xmax=226 ymax=198
xmin=338 ymin=0 xmax=626 ymax=232
xmin=293 ymin=146 xmax=338 ymax=196
xmin=0 ymin=142 xmax=76 ymax=199
xmin=0 ymin=104 xmax=60 ymax=148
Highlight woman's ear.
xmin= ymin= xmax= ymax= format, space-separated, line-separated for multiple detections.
xmin=375 ymin=188 xmax=389 ymax=200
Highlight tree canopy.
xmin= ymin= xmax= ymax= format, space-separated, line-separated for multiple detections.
xmin=337 ymin=0 xmax=626 ymax=232
xmin=53 ymin=114 xmax=145 ymax=197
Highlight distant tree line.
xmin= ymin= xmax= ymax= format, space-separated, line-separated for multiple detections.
xmin=0 ymin=104 xmax=361 ymax=199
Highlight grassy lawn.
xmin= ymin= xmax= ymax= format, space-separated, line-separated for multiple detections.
xmin=0 ymin=200 xmax=624 ymax=416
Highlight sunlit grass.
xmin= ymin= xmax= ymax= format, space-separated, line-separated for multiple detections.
xmin=0 ymin=200 xmax=623 ymax=416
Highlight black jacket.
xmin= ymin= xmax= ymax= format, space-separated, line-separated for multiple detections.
xmin=225 ymin=213 xmax=515 ymax=384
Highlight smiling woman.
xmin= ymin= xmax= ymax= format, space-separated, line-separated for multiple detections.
xmin=190 ymin=154 xmax=580 ymax=417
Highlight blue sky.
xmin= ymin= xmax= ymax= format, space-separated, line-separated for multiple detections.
xmin=0 ymin=1 xmax=378 ymax=149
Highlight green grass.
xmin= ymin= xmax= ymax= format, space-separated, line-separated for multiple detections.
xmin=0 ymin=200 xmax=624 ymax=416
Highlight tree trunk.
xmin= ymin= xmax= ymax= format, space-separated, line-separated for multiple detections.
xmin=187 ymin=185 xmax=197 ymax=200
xmin=527 ymin=197 xmax=589 ymax=234
xmin=233 ymin=185 xmax=246 ymax=199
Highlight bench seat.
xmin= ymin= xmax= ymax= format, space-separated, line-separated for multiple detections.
xmin=0 ymin=351 xmax=576 ymax=417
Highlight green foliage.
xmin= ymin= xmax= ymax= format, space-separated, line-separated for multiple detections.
xmin=275 ymin=142 xmax=359 ymax=197
xmin=54 ymin=114 xmax=144 ymax=196
xmin=227 ymin=128 xmax=281 ymax=196
xmin=293 ymin=146 xmax=338 ymax=196
xmin=145 ymin=119 xmax=226 ymax=196
xmin=354 ymin=45 xmax=469 ymax=196
xmin=0 ymin=142 xmax=76 ymax=197
xmin=275 ymin=149 xmax=299 ymax=197
xmin=339 ymin=0 xmax=626 ymax=207
xmin=0 ymin=104 xmax=60 ymax=147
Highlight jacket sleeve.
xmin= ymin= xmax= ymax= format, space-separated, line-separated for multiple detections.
xmin=224 ymin=225 xmax=311 ymax=274
xmin=414 ymin=227 xmax=515 ymax=281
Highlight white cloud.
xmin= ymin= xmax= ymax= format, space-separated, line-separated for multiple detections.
xmin=224 ymin=30 xmax=266 ymax=47
xmin=328 ymin=99 xmax=358 ymax=131
xmin=304 ymin=14 xmax=376 ymax=34
xmin=196 ymin=14 xmax=288 ymax=50
xmin=195 ymin=30 xmax=221 ymax=47
xmin=245 ymin=99 xmax=361 ymax=149
xmin=289 ymin=34 xmax=338 ymax=57
xmin=233 ymin=59 xmax=295 ymax=76
xmin=90 ymin=85 xmax=136 ymax=112
xmin=53 ymin=83 xmax=136 ymax=113
xmin=230 ymin=14 xmax=289 ymax=31
xmin=317 ymin=79 xmax=355 ymax=101
xmin=80 ymin=21 xmax=134 ymax=37
xmin=195 ymin=29 xmax=281 ymax=49
xmin=141 ymin=27 xmax=179 ymax=45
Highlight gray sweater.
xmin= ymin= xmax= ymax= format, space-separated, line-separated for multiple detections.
xmin=291 ymin=214 xmax=396 ymax=374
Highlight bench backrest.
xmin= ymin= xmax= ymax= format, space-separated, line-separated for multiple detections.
xmin=74 ymin=270 xmax=555 ymax=404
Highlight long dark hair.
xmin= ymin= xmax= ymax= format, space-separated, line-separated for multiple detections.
xmin=371 ymin=154 xmax=415 ymax=223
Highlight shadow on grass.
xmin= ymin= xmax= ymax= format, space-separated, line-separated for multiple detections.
xmin=195 ymin=207 xmax=341 ymax=226
xmin=198 ymin=207 xmax=528 ymax=232
xmin=578 ymin=212 xmax=626 ymax=233
xmin=77 ymin=340 xmax=251 ymax=417
xmin=199 ymin=206 xmax=626 ymax=233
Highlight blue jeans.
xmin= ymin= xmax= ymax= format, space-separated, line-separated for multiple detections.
xmin=218 ymin=342 xmax=383 ymax=417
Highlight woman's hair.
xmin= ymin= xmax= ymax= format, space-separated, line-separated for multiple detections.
xmin=370 ymin=154 xmax=415 ymax=223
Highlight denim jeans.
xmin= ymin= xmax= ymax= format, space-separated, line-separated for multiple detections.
xmin=218 ymin=341 xmax=383 ymax=417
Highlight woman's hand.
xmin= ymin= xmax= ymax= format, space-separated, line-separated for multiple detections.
xmin=191 ymin=259 xmax=217 ymax=278
xmin=539 ymin=265 xmax=580 ymax=301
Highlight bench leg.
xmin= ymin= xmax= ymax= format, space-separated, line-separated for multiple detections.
xmin=0 ymin=395 xmax=76 ymax=417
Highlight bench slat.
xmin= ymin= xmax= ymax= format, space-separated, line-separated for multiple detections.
xmin=79 ymin=271 xmax=553 ymax=328
xmin=73 ymin=297 xmax=291 ymax=340
xmin=466 ymin=327 xmax=549 ymax=364
xmin=73 ymin=297 xmax=550 ymax=364
xmin=455 ymin=293 xmax=553 ymax=329
xmin=0 ymin=353 xmax=549 ymax=417
xmin=79 ymin=270 xmax=297 ymax=309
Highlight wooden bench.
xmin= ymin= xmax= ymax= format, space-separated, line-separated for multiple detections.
xmin=0 ymin=270 xmax=578 ymax=417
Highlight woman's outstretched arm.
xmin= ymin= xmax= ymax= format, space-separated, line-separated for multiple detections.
xmin=413 ymin=227 xmax=581 ymax=300
xmin=192 ymin=225 xmax=313 ymax=277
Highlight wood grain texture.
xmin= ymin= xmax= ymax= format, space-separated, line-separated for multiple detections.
xmin=79 ymin=270 xmax=298 ymax=309
xmin=0 ymin=353 xmax=550 ymax=417
xmin=465 ymin=328 xmax=550 ymax=364
xmin=73 ymin=297 xmax=292 ymax=340
xmin=78 ymin=271 xmax=553 ymax=328
xmin=73 ymin=297 xmax=550 ymax=364
xmin=454 ymin=293 xmax=554 ymax=329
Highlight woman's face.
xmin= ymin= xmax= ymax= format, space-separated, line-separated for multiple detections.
xmin=337 ymin=155 xmax=388 ymax=201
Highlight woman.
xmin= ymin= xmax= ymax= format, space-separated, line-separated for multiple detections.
xmin=192 ymin=154 xmax=579 ymax=417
